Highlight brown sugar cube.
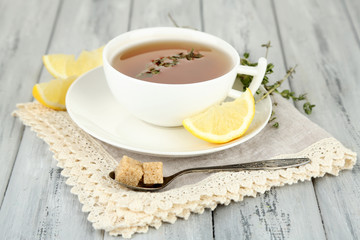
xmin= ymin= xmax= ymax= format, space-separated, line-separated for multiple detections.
xmin=143 ymin=162 xmax=164 ymax=184
xmin=115 ymin=156 xmax=143 ymax=186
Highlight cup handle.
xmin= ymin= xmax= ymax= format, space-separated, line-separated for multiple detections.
xmin=228 ymin=57 xmax=267 ymax=99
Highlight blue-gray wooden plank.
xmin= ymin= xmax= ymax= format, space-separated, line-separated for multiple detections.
xmin=0 ymin=0 xmax=130 ymax=239
xmin=0 ymin=0 xmax=61 ymax=206
xmin=273 ymin=0 xmax=360 ymax=239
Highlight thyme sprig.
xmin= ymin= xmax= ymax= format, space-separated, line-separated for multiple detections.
xmin=136 ymin=49 xmax=203 ymax=78
xmin=237 ymin=42 xmax=315 ymax=127
xmin=261 ymin=41 xmax=272 ymax=59
xmin=168 ymin=13 xmax=198 ymax=30
xmin=167 ymin=15 xmax=315 ymax=128
xmin=255 ymin=65 xmax=297 ymax=103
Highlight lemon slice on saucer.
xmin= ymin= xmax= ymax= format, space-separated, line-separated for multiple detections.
xmin=32 ymin=76 xmax=77 ymax=110
xmin=183 ymin=88 xmax=255 ymax=143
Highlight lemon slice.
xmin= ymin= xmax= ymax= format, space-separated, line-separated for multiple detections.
xmin=42 ymin=46 xmax=103 ymax=78
xmin=65 ymin=46 xmax=104 ymax=77
xmin=42 ymin=54 xmax=76 ymax=78
xmin=183 ymin=88 xmax=255 ymax=143
xmin=32 ymin=76 xmax=77 ymax=110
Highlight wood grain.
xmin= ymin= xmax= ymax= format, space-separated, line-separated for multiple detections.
xmin=0 ymin=130 xmax=103 ymax=239
xmin=273 ymin=0 xmax=360 ymax=239
xmin=0 ymin=0 xmax=61 ymax=206
xmin=214 ymin=184 xmax=326 ymax=240
xmin=130 ymin=0 xmax=202 ymax=30
xmin=203 ymin=0 xmax=326 ymax=239
xmin=343 ymin=0 xmax=360 ymax=44
xmin=0 ymin=0 xmax=131 ymax=239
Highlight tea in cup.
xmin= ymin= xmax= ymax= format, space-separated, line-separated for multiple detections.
xmin=103 ymin=27 xmax=266 ymax=127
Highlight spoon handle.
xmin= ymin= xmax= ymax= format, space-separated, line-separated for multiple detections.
xmin=172 ymin=157 xmax=310 ymax=177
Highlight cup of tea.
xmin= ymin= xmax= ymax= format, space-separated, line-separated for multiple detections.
xmin=103 ymin=27 xmax=267 ymax=127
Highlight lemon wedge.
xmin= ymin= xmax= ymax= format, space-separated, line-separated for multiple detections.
xmin=65 ymin=46 xmax=104 ymax=77
xmin=42 ymin=46 xmax=103 ymax=79
xmin=32 ymin=76 xmax=77 ymax=110
xmin=42 ymin=54 xmax=76 ymax=78
xmin=183 ymin=88 xmax=255 ymax=143
xmin=36 ymin=46 xmax=104 ymax=110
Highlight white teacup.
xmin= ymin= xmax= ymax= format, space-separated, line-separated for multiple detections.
xmin=103 ymin=27 xmax=267 ymax=127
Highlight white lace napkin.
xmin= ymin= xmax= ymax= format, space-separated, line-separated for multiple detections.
xmin=13 ymin=94 xmax=357 ymax=238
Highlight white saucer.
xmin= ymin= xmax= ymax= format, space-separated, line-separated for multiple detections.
xmin=66 ymin=67 xmax=272 ymax=157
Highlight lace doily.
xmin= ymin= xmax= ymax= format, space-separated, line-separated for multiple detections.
xmin=13 ymin=103 xmax=357 ymax=238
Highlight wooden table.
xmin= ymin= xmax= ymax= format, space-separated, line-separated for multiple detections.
xmin=1 ymin=0 xmax=359 ymax=239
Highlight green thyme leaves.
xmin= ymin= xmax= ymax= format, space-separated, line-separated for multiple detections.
xmin=137 ymin=49 xmax=203 ymax=78
xmin=238 ymin=42 xmax=316 ymax=128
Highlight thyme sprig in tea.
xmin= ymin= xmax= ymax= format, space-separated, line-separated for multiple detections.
xmin=136 ymin=49 xmax=204 ymax=78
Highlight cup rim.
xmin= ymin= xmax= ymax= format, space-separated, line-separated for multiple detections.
xmin=103 ymin=27 xmax=240 ymax=86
